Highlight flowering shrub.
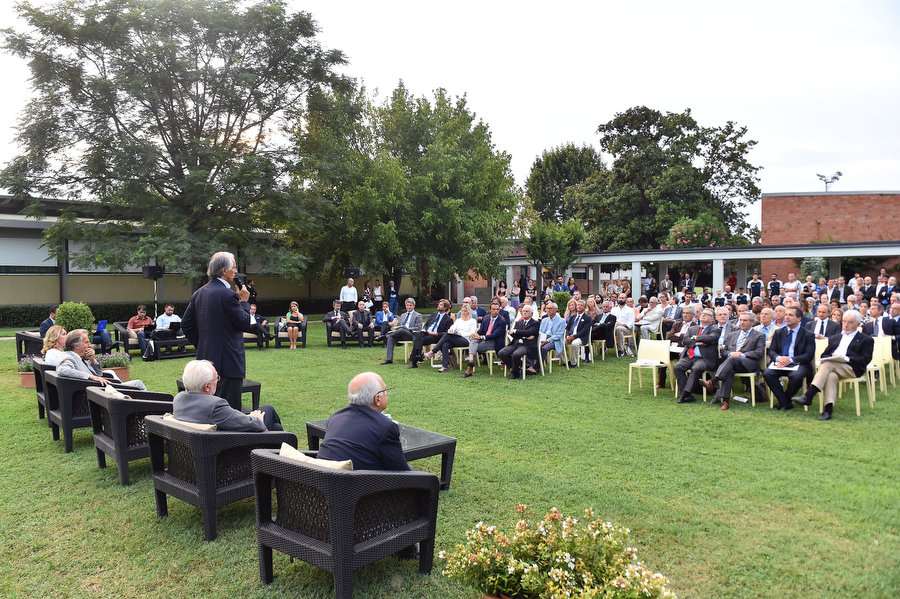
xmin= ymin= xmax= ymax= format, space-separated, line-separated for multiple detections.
xmin=18 ymin=356 xmax=35 ymax=373
xmin=99 ymin=352 xmax=132 ymax=368
xmin=439 ymin=505 xmax=676 ymax=599
xmin=663 ymin=214 xmax=728 ymax=250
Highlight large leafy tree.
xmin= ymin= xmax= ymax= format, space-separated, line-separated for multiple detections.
xmin=567 ymin=106 xmax=761 ymax=252
xmin=1 ymin=0 xmax=346 ymax=284
xmin=525 ymin=143 xmax=604 ymax=223
xmin=522 ymin=219 xmax=586 ymax=282
xmin=291 ymin=82 xmax=517 ymax=292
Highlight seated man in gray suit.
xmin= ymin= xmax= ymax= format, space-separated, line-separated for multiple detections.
xmin=57 ymin=329 xmax=148 ymax=391
xmin=706 ymin=312 xmax=765 ymax=410
xmin=173 ymin=360 xmax=283 ymax=431
xmin=381 ymin=298 xmax=423 ymax=365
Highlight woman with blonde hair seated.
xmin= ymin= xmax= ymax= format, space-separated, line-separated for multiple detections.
xmin=41 ymin=324 xmax=68 ymax=366
xmin=424 ymin=304 xmax=478 ymax=372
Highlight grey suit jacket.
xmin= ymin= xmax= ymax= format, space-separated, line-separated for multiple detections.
xmin=722 ymin=327 xmax=766 ymax=366
xmin=56 ymin=351 xmax=103 ymax=380
xmin=172 ymin=391 xmax=266 ymax=432
xmin=393 ymin=310 xmax=423 ymax=333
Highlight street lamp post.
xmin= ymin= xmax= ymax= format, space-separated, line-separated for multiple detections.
xmin=816 ymin=171 xmax=843 ymax=191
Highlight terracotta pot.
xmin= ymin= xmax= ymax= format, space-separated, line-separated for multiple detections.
xmin=107 ymin=366 xmax=130 ymax=382
xmin=19 ymin=371 xmax=36 ymax=388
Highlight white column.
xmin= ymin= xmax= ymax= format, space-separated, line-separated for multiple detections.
xmin=631 ymin=261 xmax=641 ymax=301
xmin=736 ymin=260 xmax=747 ymax=292
xmin=659 ymin=262 xmax=668 ymax=282
xmin=455 ymin=276 xmax=464 ymax=304
xmin=506 ymin=266 xmax=514 ymax=288
xmin=712 ymin=259 xmax=725 ymax=293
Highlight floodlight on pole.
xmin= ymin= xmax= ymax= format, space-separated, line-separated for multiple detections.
xmin=816 ymin=171 xmax=843 ymax=191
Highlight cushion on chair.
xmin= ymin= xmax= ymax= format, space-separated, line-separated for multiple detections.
xmin=162 ymin=413 xmax=217 ymax=431
xmin=279 ymin=442 xmax=353 ymax=470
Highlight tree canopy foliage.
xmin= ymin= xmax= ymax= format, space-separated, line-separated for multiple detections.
xmin=1 ymin=0 xmax=346 ymax=283
xmin=290 ymin=82 xmax=517 ymax=289
xmin=566 ymin=106 xmax=761 ymax=252
xmin=522 ymin=219 xmax=586 ymax=282
xmin=525 ymin=143 xmax=604 ymax=223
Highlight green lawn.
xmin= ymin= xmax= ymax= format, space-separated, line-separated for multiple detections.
xmin=2 ymin=322 xmax=898 ymax=598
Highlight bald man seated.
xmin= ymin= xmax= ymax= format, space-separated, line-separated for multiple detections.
xmin=172 ymin=360 xmax=283 ymax=431
xmin=316 ymin=372 xmax=410 ymax=471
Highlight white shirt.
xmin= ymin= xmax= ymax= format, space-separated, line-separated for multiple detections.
xmin=44 ymin=348 xmax=66 ymax=366
xmin=157 ymin=312 xmax=181 ymax=329
xmin=339 ymin=285 xmax=358 ymax=303
xmin=449 ymin=317 xmax=479 ymax=338
xmin=503 ymin=305 xmax=517 ymax=322
xmin=611 ymin=304 xmax=635 ymax=329
xmin=835 ymin=330 xmax=857 ymax=357
xmin=373 ymin=285 xmax=383 ymax=299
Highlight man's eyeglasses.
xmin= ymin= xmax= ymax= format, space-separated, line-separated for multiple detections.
xmin=374 ymin=386 xmax=392 ymax=400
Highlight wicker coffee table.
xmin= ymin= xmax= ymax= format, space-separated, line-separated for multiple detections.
xmin=305 ymin=419 xmax=457 ymax=490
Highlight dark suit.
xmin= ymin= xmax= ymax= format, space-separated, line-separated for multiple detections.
xmin=862 ymin=316 xmax=896 ymax=338
xmin=316 ymin=405 xmax=411 ymax=471
xmin=763 ymin=325 xmax=815 ymax=408
xmin=39 ymin=317 xmax=55 ymax=338
xmin=322 ymin=310 xmax=352 ymax=345
xmin=351 ymin=309 xmax=374 ymax=347
xmin=877 ymin=284 xmax=897 ymax=307
xmin=181 ymin=279 xmax=255 ymax=410
xmin=713 ymin=328 xmax=766 ymax=400
xmin=591 ymin=311 xmax=617 ymax=350
xmin=499 ymin=318 xmax=539 ymax=377
xmin=830 ymin=285 xmax=854 ymax=304
xmin=860 ymin=284 xmax=877 ymax=301
xmin=566 ymin=312 xmax=592 ymax=345
xmin=173 ymin=391 xmax=281 ymax=431
xmin=412 ymin=311 xmax=452 ymax=358
xmin=807 ymin=318 xmax=840 ymax=338
xmin=674 ymin=324 xmax=721 ymax=398
xmin=471 ymin=313 xmax=508 ymax=355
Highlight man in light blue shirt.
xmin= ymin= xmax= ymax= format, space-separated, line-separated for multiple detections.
xmin=156 ymin=303 xmax=182 ymax=330
xmin=539 ymin=302 xmax=566 ymax=365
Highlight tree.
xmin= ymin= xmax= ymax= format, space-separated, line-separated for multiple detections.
xmin=567 ymin=106 xmax=761 ymax=252
xmin=290 ymin=82 xmax=517 ymax=292
xmin=525 ymin=143 xmax=604 ymax=223
xmin=1 ymin=0 xmax=347 ymax=284
xmin=522 ymin=219 xmax=586 ymax=282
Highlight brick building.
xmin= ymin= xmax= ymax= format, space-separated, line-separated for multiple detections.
xmin=760 ymin=191 xmax=900 ymax=278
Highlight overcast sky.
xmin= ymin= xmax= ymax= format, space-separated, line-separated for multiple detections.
xmin=2 ymin=0 xmax=898 ymax=228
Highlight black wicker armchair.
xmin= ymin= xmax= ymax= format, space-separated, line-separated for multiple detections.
xmin=144 ymin=415 xmax=297 ymax=541
xmin=274 ymin=316 xmax=307 ymax=348
xmin=251 ymin=448 xmax=440 ymax=599
xmin=44 ymin=370 xmax=133 ymax=453
xmin=32 ymin=357 xmax=55 ymax=424
xmin=15 ymin=329 xmax=43 ymax=362
xmin=86 ymin=387 xmax=174 ymax=485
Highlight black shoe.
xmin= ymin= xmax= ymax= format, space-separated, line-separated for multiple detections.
xmin=407 ymin=362 xmax=418 ymax=369
xmin=526 ymin=367 xmax=539 ymax=375
xmin=508 ymin=373 xmax=519 ymax=380
xmin=568 ymin=361 xmax=578 ymax=368
xmin=818 ymin=410 xmax=832 ymax=421
xmin=461 ymin=372 xmax=472 ymax=378
xmin=258 ymin=346 xmax=264 ymax=351
xmin=781 ymin=402 xmax=793 ymax=411
xmin=792 ymin=395 xmax=812 ymax=406
xmin=773 ymin=403 xmax=786 ymax=411
xmin=677 ymin=394 xmax=695 ymax=404
xmin=380 ymin=360 xmax=392 ymax=365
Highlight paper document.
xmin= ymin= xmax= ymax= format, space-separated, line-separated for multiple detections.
xmin=635 ymin=360 xmax=664 ymax=366
xmin=819 ymin=356 xmax=850 ymax=363
xmin=766 ymin=363 xmax=799 ymax=371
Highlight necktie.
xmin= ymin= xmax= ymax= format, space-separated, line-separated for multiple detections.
xmin=784 ymin=329 xmax=794 ymax=358
xmin=430 ymin=313 xmax=442 ymax=332
xmin=818 ymin=320 xmax=825 ymax=336
xmin=875 ymin=318 xmax=881 ymax=336
xmin=403 ymin=312 xmax=411 ymax=327
xmin=736 ymin=331 xmax=747 ymax=352
xmin=486 ymin=317 xmax=495 ymax=335
xmin=689 ymin=326 xmax=706 ymax=359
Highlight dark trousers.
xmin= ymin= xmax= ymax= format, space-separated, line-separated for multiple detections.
xmin=499 ymin=343 xmax=529 ymax=376
xmin=259 ymin=405 xmax=283 ymax=431
xmin=355 ymin=325 xmax=374 ymax=347
xmin=251 ymin=323 xmax=270 ymax=347
xmin=217 ymin=377 xmax=244 ymax=412
xmin=433 ymin=334 xmax=470 ymax=368
xmin=763 ymin=364 xmax=813 ymax=407
xmin=412 ymin=331 xmax=442 ymax=357
xmin=674 ymin=354 xmax=715 ymax=396
xmin=331 ymin=320 xmax=352 ymax=343
xmin=714 ymin=356 xmax=759 ymax=399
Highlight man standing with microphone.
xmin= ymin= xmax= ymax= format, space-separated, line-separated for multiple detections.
xmin=182 ymin=251 xmax=255 ymax=411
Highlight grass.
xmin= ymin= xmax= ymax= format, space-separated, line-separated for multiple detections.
xmin=1 ymin=320 xmax=899 ymax=598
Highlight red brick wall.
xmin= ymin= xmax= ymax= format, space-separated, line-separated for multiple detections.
xmin=760 ymin=192 xmax=900 ymax=278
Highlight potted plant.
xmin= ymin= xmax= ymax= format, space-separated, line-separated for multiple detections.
xmin=99 ymin=351 xmax=132 ymax=381
xmin=18 ymin=356 xmax=36 ymax=388
xmin=440 ymin=505 xmax=677 ymax=599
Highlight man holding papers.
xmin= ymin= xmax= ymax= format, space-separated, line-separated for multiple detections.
xmin=763 ymin=307 xmax=815 ymax=411
xmin=792 ymin=310 xmax=873 ymax=420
